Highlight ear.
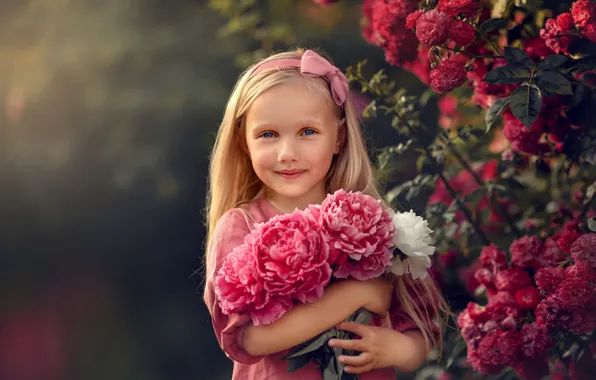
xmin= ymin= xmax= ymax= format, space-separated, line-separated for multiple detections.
xmin=334 ymin=118 xmax=346 ymax=155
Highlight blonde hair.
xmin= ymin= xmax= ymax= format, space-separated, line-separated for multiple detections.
xmin=206 ymin=47 xmax=450 ymax=357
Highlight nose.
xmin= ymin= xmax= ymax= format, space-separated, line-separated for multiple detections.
xmin=277 ymin=138 xmax=299 ymax=163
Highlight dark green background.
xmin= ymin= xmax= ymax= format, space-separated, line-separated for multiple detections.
xmin=0 ymin=1 xmax=429 ymax=379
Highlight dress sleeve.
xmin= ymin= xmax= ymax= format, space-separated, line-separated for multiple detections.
xmin=203 ymin=209 xmax=264 ymax=365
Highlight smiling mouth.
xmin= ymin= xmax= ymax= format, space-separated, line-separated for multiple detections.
xmin=276 ymin=170 xmax=306 ymax=179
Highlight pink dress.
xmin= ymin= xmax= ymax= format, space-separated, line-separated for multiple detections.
xmin=204 ymin=198 xmax=430 ymax=380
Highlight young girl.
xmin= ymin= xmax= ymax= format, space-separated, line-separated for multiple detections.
xmin=203 ymin=48 xmax=449 ymax=379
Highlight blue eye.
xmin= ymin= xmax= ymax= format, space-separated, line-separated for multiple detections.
xmin=260 ymin=131 xmax=275 ymax=139
xmin=303 ymin=128 xmax=317 ymax=136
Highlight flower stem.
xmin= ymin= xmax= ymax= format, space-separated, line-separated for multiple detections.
xmin=446 ymin=145 xmax=522 ymax=238
xmin=440 ymin=45 xmax=503 ymax=59
xmin=396 ymin=116 xmax=491 ymax=246
xmin=475 ymin=27 xmax=502 ymax=56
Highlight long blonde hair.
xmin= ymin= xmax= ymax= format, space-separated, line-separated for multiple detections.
xmin=206 ymin=47 xmax=450 ymax=355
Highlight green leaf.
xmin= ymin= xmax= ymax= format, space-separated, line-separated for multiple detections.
xmin=581 ymin=144 xmax=596 ymax=165
xmin=507 ymin=24 xmax=523 ymax=44
xmin=285 ymin=331 xmax=335 ymax=359
xmin=509 ymin=83 xmax=542 ymax=129
xmin=503 ymin=46 xmax=534 ymax=67
xmin=564 ymin=56 xmax=596 ymax=75
xmin=588 ymin=217 xmax=596 ymax=232
xmin=485 ymin=96 xmax=510 ymax=132
xmin=537 ymin=54 xmax=569 ymax=70
xmin=288 ymin=355 xmax=314 ymax=373
xmin=483 ymin=65 xmax=532 ymax=84
xmin=535 ymin=71 xmax=573 ymax=95
xmin=465 ymin=188 xmax=486 ymax=204
xmin=353 ymin=309 xmax=372 ymax=325
xmin=479 ymin=18 xmax=508 ymax=35
xmin=446 ymin=338 xmax=467 ymax=369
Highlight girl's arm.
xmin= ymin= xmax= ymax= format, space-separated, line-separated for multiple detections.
xmin=241 ymin=277 xmax=392 ymax=356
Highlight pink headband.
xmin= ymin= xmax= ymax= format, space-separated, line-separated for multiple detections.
xmin=251 ymin=50 xmax=349 ymax=106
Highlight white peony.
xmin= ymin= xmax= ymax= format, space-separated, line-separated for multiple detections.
xmin=389 ymin=210 xmax=435 ymax=280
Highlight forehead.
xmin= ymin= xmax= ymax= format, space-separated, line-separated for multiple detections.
xmin=246 ymin=77 xmax=338 ymax=124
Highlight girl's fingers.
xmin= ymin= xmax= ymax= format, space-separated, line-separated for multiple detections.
xmin=339 ymin=352 xmax=372 ymax=367
xmin=328 ymin=338 xmax=365 ymax=352
xmin=336 ymin=321 xmax=369 ymax=337
xmin=344 ymin=363 xmax=374 ymax=374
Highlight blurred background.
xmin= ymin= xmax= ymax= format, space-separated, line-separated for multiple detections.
xmin=0 ymin=1 xmax=431 ymax=379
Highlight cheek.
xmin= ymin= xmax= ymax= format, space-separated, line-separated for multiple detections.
xmin=248 ymin=145 xmax=276 ymax=171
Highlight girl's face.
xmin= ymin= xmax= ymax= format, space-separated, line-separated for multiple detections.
xmin=244 ymin=77 xmax=344 ymax=212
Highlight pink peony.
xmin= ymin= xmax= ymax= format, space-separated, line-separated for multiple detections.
xmin=314 ymin=190 xmax=395 ymax=280
xmin=216 ymin=210 xmax=331 ymax=325
xmin=514 ymin=286 xmax=541 ymax=309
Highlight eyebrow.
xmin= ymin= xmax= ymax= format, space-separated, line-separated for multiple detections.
xmin=250 ymin=118 xmax=326 ymax=131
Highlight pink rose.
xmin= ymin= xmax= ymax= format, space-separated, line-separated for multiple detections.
xmin=449 ymin=19 xmax=476 ymax=46
xmin=571 ymin=0 xmax=596 ymax=28
xmin=415 ymin=9 xmax=451 ymax=45
xmin=216 ymin=210 xmax=331 ymax=325
xmin=437 ymin=0 xmax=479 ymax=17
xmin=429 ymin=59 xmax=467 ymax=94
xmin=314 ymin=190 xmax=395 ymax=280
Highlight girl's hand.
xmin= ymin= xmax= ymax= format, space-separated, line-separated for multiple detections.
xmin=359 ymin=277 xmax=393 ymax=317
xmin=327 ymin=322 xmax=411 ymax=374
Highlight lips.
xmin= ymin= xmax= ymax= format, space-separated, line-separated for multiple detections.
xmin=276 ymin=169 xmax=306 ymax=179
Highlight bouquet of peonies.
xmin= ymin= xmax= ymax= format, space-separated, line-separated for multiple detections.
xmin=215 ymin=189 xmax=435 ymax=378
xmin=457 ymin=229 xmax=596 ymax=380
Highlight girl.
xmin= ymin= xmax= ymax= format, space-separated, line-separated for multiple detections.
xmin=203 ymin=48 xmax=449 ymax=379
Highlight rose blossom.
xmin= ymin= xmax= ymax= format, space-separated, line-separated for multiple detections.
xmin=520 ymin=323 xmax=553 ymax=359
xmin=405 ymin=10 xmax=423 ymax=29
xmin=430 ymin=59 xmax=467 ymax=93
xmin=480 ymin=243 xmax=508 ymax=273
xmin=534 ymin=266 xmax=565 ymax=295
xmin=565 ymin=263 xmax=596 ymax=282
xmin=475 ymin=329 xmax=521 ymax=371
xmin=510 ymin=235 xmax=543 ymax=269
xmin=553 ymin=278 xmax=593 ymax=309
xmin=437 ymin=0 xmax=479 ymax=17
xmin=535 ymin=297 xmax=583 ymax=330
xmin=570 ymin=233 xmax=596 ymax=268
xmin=571 ymin=0 xmax=596 ymax=28
xmin=557 ymin=229 xmax=582 ymax=253
xmin=449 ymin=19 xmax=476 ymax=45
xmin=514 ymin=286 xmax=542 ymax=309
xmin=538 ymin=237 xmax=568 ymax=268
xmin=415 ymin=9 xmax=451 ymax=45
xmin=315 ymin=190 xmax=394 ymax=280
xmin=540 ymin=13 xmax=576 ymax=54
xmin=494 ymin=267 xmax=533 ymax=292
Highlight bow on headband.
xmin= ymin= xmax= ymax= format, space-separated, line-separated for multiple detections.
xmin=251 ymin=50 xmax=349 ymax=106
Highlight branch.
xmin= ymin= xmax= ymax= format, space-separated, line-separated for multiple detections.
xmin=396 ymin=116 xmax=491 ymax=246
xmin=447 ymin=145 xmax=522 ymax=238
